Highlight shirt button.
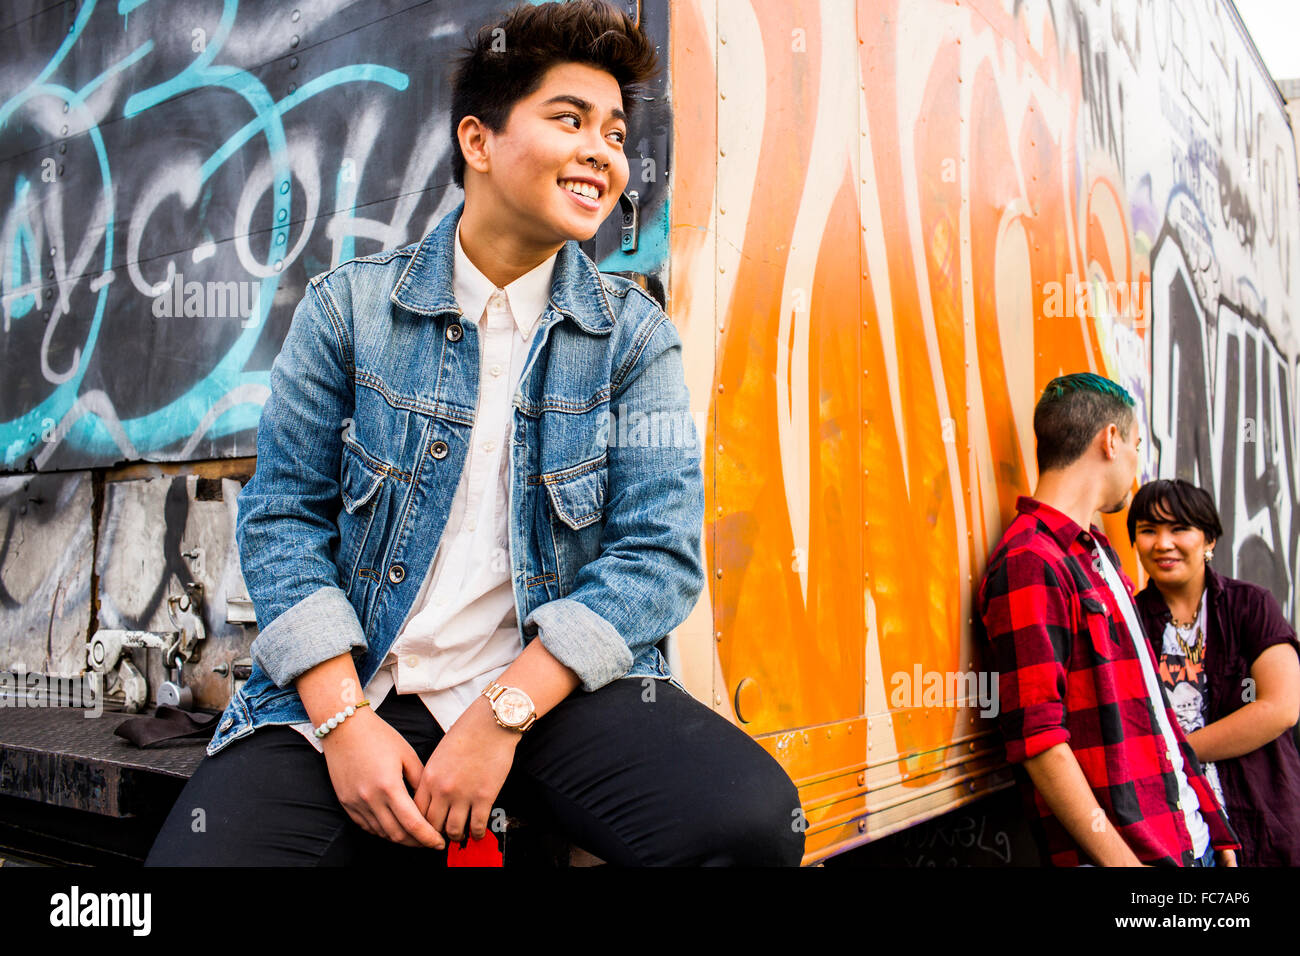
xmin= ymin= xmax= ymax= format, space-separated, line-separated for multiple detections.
xmin=446 ymin=324 xmax=463 ymax=342
xmin=388 ymin=564 xmax=405 ymax=584
xmin=483 ymin=440 xmax=496 ymax=453
xmin=490 ymin=364 xmax=503 ymax=377
xmin=430 ymin=441 xmax=449 ymax=459
xmin=466 ymin=519 xmax=477 ymax=532
xmin=404 ymin=655 xmax=418 ymax=668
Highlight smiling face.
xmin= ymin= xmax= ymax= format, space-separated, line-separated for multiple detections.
xmin=1134 ymin=505 xmax=1214 ymax=590
xmin=460 ymin=61 xmax=630 ymax=252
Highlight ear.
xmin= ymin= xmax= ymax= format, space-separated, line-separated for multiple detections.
xmin=1098 ymin=423 xmax=1119 ymax=460
xmin=458 ymin=115 xmax=493 ymax=177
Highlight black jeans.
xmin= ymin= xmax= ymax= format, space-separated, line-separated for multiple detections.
xmin=144 ymin=678 xmax=805 ymax=866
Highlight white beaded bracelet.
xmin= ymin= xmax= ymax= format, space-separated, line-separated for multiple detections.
xmin=314 ymin=699 xmax=370 ymax=739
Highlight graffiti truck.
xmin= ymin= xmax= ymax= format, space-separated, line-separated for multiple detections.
xmin=1 ymin=0 xmax=1296 ymax=866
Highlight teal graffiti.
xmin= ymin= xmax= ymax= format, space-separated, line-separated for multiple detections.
xmin=1 ymin=0 xmax=411 ymax=468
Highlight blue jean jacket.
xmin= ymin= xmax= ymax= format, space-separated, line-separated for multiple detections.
xmin=206 ymin=203 xmax=705 ymax=756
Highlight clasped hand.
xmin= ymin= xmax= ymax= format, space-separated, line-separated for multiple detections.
xmin=323 ymin=695 xmax=521 ymax=850
xmin=412 ymin=696 xmax=521 ymax=844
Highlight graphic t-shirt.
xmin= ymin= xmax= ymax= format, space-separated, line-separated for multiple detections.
xmin=1158 ymin=592 xmax=1226 ymax=809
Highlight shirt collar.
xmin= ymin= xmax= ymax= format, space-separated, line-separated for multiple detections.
xmin=1014 ymin=495 xmax=1106 ymax=552
xmin=453 ymin=221 xmax=557 ymax=339
xmin=390 ymin=202 xmax=616 ymax=335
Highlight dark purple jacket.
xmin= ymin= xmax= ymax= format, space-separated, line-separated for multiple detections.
xmin=1135 ymin=564 xmax=1300 ymax=866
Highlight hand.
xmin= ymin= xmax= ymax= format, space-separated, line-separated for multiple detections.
xmin=1216 ymin=848 xmax=1237 ymax=867
xmin=414 ymin=696 xmax=521 ymax=842
xmin=320 ymin=706 xmax=446 ymax=849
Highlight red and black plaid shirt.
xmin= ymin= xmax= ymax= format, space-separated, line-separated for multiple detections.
xmin=976 ymin=496 xmax=1240 ymax=866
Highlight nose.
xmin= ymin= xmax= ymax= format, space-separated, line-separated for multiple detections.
xmin=580 ymin=128 xmax=616 ymax=176
xmin=1153 ymin=527 xmax=1175 ymax=551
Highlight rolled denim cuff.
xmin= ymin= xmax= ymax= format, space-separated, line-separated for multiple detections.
xmin=525 ymin=598 xmax=634 ymax=692
xmin=249 ymin=585 xmax=368 ymax=688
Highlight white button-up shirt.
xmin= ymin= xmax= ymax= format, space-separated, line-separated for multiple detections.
xmin=290 ymin=224 xmax=558 ymax=751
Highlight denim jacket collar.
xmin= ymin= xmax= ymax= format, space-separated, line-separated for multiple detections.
xmin=390 ymin=201 xmax=616 ymax=335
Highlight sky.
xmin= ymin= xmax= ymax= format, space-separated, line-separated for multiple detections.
xmin=1233 ymin=0 xmax=1300 ymax=82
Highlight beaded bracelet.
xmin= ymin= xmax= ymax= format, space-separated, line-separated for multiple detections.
xmin=314 ymin=699 xmax=370 ymax=739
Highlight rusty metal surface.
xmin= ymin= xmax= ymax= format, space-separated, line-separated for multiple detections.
xmin=0 ymin=472 xmax=94 ymax=678
xmin=0 ymin=705 xmax=208 ymax=817
xmin=96 ymin=474 xmax=254 ymax=712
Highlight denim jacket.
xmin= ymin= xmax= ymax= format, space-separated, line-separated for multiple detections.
xmin=206 ymin=203 xmax=705 ymax=757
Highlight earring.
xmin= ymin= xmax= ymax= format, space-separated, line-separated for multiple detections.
xmin=1204 ymin=550 xmax=1214 ymax=562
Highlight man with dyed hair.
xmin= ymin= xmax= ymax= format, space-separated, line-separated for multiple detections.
xmin=975 ymin=373 xmax=1239 ymax=866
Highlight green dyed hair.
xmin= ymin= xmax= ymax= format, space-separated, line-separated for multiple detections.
xmin=1033 ymin=373 xmax=1136 ymax=472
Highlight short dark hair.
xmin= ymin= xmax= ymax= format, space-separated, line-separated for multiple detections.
xmin=1126 ymin=479 xmax=1223 ymax=545
xmin=1033 ymin=372 xmax=1136 ymax=472
xmin=448 ymin=0 xmax=660 ymax=188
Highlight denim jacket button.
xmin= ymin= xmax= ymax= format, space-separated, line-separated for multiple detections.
xmin=220 ymin=717 xmax=233 ymax=732
xmin=446 ymin=323 xmax=463 ymax=342
xmin=388 ymin=564 xmax=405 ymax=584
xmin=430 ymin=440 xmax=449 ymax=459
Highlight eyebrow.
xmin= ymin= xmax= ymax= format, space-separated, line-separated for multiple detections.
xmin=541 ymin=93 xmax=627 ymax=125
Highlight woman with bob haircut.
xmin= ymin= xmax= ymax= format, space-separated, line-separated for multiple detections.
xmin=1128 ymin=478 xmax=1300 ymax=865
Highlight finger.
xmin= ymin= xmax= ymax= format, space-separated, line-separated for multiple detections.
xmin=342 ymin=802 xmax=378 ymax=838
xmin=375 ymin=804 xmax=425 ymax=847
xmin=444 ymin=801 xmax=472 ymax=843
xmin=390 ymin=790 xmax=446 ymax=850
xmin=469 ymin=799 xmax=493 ymax=841
xmin=405 ymin=754 xmax=431 ymax=816
xmin=418 ymin=790 xmax=452 ymax=849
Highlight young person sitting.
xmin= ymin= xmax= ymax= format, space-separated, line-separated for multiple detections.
xmin=975 ymin=373 xmax=1239 ymax=866
xmin=145 ymin=0 xmax=804 ymax=867
xmin=1128 ymin=478 xmax=1300 ymax=866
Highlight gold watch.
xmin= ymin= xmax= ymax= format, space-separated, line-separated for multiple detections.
xmin=482 ymin=681 xmax=537 ymax=732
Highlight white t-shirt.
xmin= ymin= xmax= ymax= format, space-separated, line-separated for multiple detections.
xmin=1093 ymin=548 xmax=1210 ymax=858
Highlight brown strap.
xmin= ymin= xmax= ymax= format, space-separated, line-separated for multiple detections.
xmin=113 ymin=704 xmax=219 ymax=747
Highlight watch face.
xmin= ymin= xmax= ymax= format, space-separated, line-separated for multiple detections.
xmin=497 ymin=688 xmax=533 ymax=726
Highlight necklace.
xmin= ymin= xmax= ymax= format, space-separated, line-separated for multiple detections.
xmin=1169 ymin=584 xmax=1206 ymax=628
xmin=1170 ymin=592 xmax=1206 ymax=664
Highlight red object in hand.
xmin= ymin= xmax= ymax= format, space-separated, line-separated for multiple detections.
xmin=446 ymin=833 xmax=503 ymax=867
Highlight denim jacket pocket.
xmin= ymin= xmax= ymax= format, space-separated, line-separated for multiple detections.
xmin=541 ymin=452 xmax=608 ymax=530
xmin=338 ymin=439 xmax=388 ymax=601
